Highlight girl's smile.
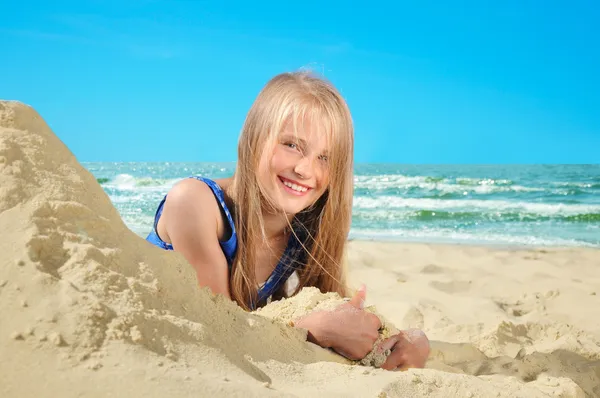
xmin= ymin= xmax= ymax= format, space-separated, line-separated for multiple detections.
xmin=278 ymin=176 xmax=313 ymax=196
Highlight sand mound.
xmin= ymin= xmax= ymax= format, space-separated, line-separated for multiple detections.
xmin=0 ymin=100 xmax=589 ymax=397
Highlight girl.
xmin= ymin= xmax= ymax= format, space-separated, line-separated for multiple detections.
xmin=146 ymin=71 xmax=429 ymax=370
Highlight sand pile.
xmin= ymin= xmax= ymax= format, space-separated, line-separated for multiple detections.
xmin=0 ymin=100 xmax=593 ymax=397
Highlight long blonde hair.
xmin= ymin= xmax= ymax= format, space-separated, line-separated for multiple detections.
xmin=229 ymin=71 xmax=354 ymax=310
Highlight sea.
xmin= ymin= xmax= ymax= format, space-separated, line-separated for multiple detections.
xmin=84 ymin=163 xmax=600 ymax=248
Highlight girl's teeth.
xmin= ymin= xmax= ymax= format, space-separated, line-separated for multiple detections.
xmin=283 ymin=180 xmax=307 ymax=192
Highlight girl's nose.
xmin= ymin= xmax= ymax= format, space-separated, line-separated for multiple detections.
xmin=294 ymin=156 xmax=314 ymax=179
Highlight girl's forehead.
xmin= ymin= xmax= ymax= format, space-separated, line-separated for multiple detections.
xmin=281 ymin=117 xmax=331 ymax=150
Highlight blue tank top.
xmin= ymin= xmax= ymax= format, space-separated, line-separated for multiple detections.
xmin=146 ymin=176 xmax=306 ymax=309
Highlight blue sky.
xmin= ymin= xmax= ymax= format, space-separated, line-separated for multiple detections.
xmin=1 ymin=1 xmax=599 ymax=163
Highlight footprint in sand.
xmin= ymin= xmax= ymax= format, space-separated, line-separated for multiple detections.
xmin=493 ymin=290 xmax=560 ymax=318
xmin=467 ymin=321 xmax=600 ymax=397
xmin=420 ymin=264 xmax=446 ymax=274
xmin=401 ymin=306 xmax=425 ymax=329
xmin=414 ymin=300 xmax=454 ymax=329
xmin=428 ymin=335 xmax=599 ymax=398
xmin=394 ymin=271 xmax=409 ymax=283
xmin=429 ymin=280 xmax=472 ymax=294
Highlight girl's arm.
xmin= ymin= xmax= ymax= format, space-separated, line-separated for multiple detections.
xmin=160 ymin=178 xmax=231 ymax=298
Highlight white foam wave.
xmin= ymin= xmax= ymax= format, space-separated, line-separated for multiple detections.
xmin=353 ymin=196 xmax=600 ymax=216
xmin=107 ymin=194 xmax=146 ymax=204
xmin=455 ymin=177 xmax=513 ymax=186
xmin=551 ymin=181 xmax=598 ymax=189
xmin=103 ymin=174 xmax=177 ymax=193
xmin=354 ymin=174 xmax=432 ymax=186
xmin=109 ymin=174 xmax=137 ymax=189
xmin=349 ymin=228 xmax=599 ymax=248
xmin=353 ymin=175 xmax=542 ymax=194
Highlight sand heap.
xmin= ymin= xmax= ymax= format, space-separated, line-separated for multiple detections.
xmin=0 ymin=100 xmax=591 ymax=397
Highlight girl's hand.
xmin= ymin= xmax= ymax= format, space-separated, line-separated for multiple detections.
xmin=295 ymin=285 xmax=382 ymax=360
xmin=376 ymin=329 xmax=430 ymax=370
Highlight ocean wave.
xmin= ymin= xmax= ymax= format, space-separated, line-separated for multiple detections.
xmin=353 ymin=174 xmax=544 ymax=194
xmin=551 ymin=181 xmax=600 ymax=189
xmin=106 ymin=193 xmax=148 ymax=204
xmin=354 ymin=184 xmax=546 ymax=196
xmin=353 ymin=196 xmax=600 ymax=216
xmin=99 ymin=174 xmax=178 ymax=192
xmin=455 ymin=177 xmax=514 ymax=186
xmin=354 ymin=175 xmax=514 ymax=186
xmin=348 ymin=228 xmax=599 ymax=247
xmin=353 ymin=209 xmax=600 ymax=223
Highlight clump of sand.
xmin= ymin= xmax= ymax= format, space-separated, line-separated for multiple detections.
xmin=0 ymin=100 xmax=590 ymax=397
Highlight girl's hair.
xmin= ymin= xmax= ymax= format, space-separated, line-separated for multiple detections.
xmin=229 ymin=71 xmax=354 ymax=310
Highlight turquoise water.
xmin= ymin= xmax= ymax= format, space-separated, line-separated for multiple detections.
xmin=84 ymin=163 xmax=600 ymax=248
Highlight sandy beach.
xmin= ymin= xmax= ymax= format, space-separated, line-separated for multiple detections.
xmin=1 ymin=100 xmax=599 ymax=397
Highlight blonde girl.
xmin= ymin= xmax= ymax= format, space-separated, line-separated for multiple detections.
xmin=146 ymin=71 xmax=429 ymax=369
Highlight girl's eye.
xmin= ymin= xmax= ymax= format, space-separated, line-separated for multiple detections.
xmin=318 ymin=154 xmax=329 ymax=162
xmin=284 ymin=142 xmax=299 ymax=150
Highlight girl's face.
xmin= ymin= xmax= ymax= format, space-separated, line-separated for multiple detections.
xmin=259 ymin=117 xmax=331 ymax=216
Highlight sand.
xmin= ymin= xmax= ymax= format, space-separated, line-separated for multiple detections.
xmin=0 ymin=100 xmax=598 ymax=397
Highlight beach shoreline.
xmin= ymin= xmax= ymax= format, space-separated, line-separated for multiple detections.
xmin=349 ymin=237 xmax=600 ymax=251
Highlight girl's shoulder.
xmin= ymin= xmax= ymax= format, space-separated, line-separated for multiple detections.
xmin=159 ymin=176 xmax=233 ymax=243
xmin=168 ymin=177 xmax=221 ymax=210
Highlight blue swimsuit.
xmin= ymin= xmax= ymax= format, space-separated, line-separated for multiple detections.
xmin=146 ymin=176 xmax=306 ymax=309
